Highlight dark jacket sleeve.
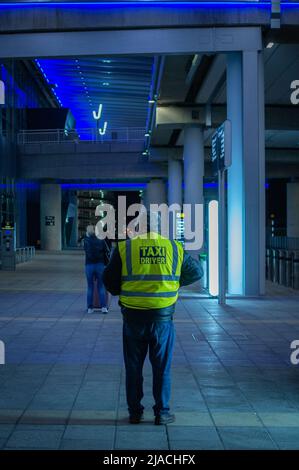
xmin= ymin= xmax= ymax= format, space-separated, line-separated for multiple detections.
xmin=103 ymin=246 xmax=122 ymax=295
xmin=179 ymin=252 xmax=204 ymax=287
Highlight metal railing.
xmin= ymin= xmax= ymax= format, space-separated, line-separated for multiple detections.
xmin=16 ymin=246 xmax=35 ymax=264
xmin=266 ymin=248 xmax=299 ymax=290
xmin=267 ymin=236 xmax=299 ymax=251
xmin=18 ymin=128 xmax=146 ymax=145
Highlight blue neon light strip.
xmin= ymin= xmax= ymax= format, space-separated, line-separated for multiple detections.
xmin=35 ymin=59 xmax=63 ymax=107
xmin=60 ymin=182 xmax=269 ymax=190
xmin=61 ymin=183 xmax=147 ymax=189
xmin=0 ymin=182 xmax=269 ymax=190
xmin=1 ymin=1 xmax=298 ymax=13
xmin=0 ymin=2 xmax=273 ymax=8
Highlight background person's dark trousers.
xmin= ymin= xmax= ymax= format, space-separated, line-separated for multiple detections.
xmin=85 ymin=262 xmax=107 ymax=309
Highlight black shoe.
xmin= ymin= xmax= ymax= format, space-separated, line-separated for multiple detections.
xmin=129 ymin=413 xmax=144 ymax=424
xmin=155 ymin=413 xmax=175 ymax=425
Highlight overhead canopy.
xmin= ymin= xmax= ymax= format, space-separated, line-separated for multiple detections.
xmin=36 ymin=57 xmax=154 ymax=130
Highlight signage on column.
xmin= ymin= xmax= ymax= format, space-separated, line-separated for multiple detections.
xmin=2 ymin=222 xmax=14 ymax=230
xmin=210 ymin=119 xmax=232 ymax=305
xmin=211 ymin=120 xmax=232 ymax=175
xmin=175 ymin=212 xmax=185 ymax=246
xmin=45 ymin=216 xmax=55 ymax=226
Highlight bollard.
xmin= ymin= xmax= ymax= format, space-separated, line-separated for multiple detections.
xmin=269 ymin=249 xmax=274 ymax=282
xmin=272 ymin=248 xmax=277 ymax=282
xmin=293 ymin=251 xmax=299 ymax=290
xmin=278 ymin=250 xmax=286 ymax=286
xmin=285 ymin=251 xmax=293 ymax=288
xmin=272 ymin=249 xmax=279 ymax=283
xmin=266 ymin=248 xmax=272 ymax=281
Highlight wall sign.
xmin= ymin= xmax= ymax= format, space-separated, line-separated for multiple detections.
xmin=45 ymin=216 xmax=55 ymax=226
xmin=211 ymin=119 xmax=232 ymax=176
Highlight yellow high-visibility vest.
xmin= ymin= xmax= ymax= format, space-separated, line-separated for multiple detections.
xmin=118 ymin=232 xmax=184 ymax=310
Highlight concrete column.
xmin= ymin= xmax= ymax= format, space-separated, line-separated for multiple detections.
xmin=68 ymin=192 xmax=78 ymax=247
xmin=227 ymin=53 xmax=244 ymax=295
xmin=183 ymin=126 xmax=204 ymax=251
xmin=145 ymin=178 xmax=167 ymax=209
xmin=40 ymin=184 xmax=62 ymax=251
xmin=287 ymin=182 xmax=299 ymax=237
xmin=168 ymin=157 xmax=183 ymax=240
xmin=168 ymin=157 xmax=183 ymax=207
xmin=227 ymin=50 xmax=265 ymax=296
xmin=183 ymin=126 xmax=204 ymax=208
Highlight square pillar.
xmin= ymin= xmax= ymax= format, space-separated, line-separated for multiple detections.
xmin=227 ymin=49 xmax=265 ymax=296
xmin=144 ymin=179 xmax=167 ymax=210
xmin=168 ymin=157 xmax=182 ymax=207
xmin=40 ymin=184 xmax=62 ymax=251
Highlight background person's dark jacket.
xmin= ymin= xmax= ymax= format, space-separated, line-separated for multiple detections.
xmin=103 ymin=243 xmax=204 ymax=322
xmin=84 ymin=234 xmax=107 ymax=265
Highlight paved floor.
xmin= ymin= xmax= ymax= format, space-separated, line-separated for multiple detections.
xmin=0 ymin=251 xmax=299 ymax=450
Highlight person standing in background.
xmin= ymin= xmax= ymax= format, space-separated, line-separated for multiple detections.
xmin=84 ymin=225 xmax=109 ymax=314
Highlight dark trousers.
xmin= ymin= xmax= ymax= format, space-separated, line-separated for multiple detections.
xmin=123 ymin=319 xmax=175 ymax=416
xmin=85 ymin=262 xmax=106 ymax=309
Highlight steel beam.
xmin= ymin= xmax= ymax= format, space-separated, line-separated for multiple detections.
xmin=0 ymin=27 xmax=262 ymax=59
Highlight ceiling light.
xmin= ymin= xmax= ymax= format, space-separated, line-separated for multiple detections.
xmin=266 ymin=42 xmax=274 ymax=49
xmin=102 ymin=82 xmax=110 ymax=86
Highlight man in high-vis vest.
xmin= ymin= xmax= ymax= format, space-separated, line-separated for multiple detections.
xmin=103 ymin=213 xmax=203 ymax=425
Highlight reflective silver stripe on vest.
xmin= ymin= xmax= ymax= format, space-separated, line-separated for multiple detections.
xmin=122 ymin=274 xmax=180 ymax=282
xmin=120 ymin=290 xmax=178 ymax=298
xmin=171 ymin=240 xmax=179 ymax=276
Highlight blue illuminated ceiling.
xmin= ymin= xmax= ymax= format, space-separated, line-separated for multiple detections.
xmin=36 ymin=57 xmax=154 ymax=129
xmin=0 ymin=1 xmax=295 ymax=8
